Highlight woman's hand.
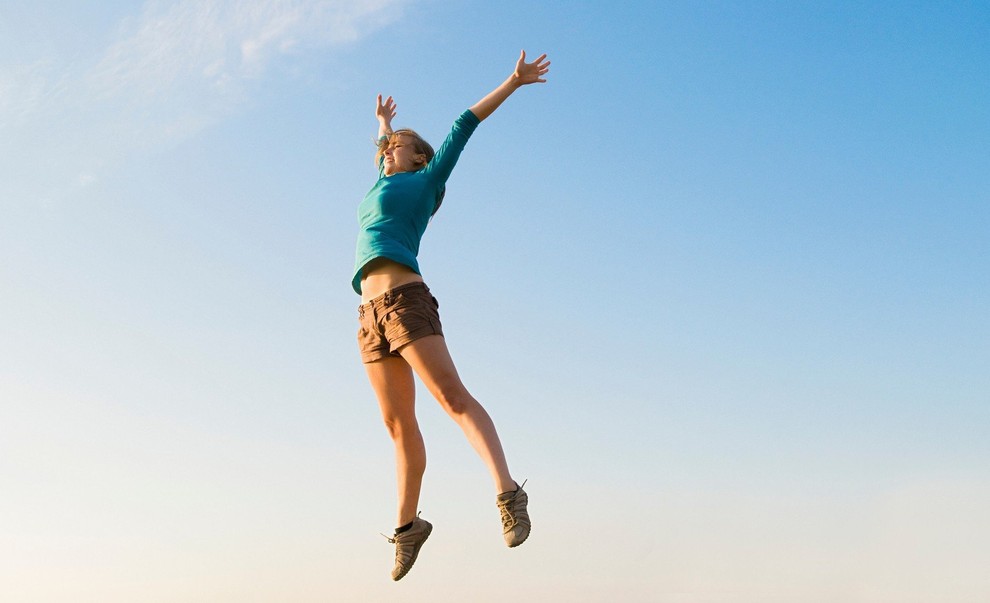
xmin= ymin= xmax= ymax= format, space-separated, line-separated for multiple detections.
xmin=469 ymin=50 xmax=550 ymax=121
xmin=376 ymin=94 xmax=396 ymax=138
xmin=512 ymin=50 xmax=550 ymax=87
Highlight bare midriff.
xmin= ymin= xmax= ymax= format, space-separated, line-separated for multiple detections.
xmin=360 ymin=257 xmax=424 ymax=303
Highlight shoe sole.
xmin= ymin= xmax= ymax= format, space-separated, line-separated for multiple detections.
xmin=507 ymin=525 xmax=530 ymax=548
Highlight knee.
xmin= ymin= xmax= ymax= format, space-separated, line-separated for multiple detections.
xmin=382 ymin=415 xmax=420 ymax=441
xmin=435 ymin=386 xmax=476 ymax=417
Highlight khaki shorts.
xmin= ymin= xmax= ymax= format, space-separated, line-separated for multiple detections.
xmin=357 ymin=282 xmax=443 ymax=363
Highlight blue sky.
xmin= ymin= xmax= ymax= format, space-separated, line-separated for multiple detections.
xmin=2 ymin=1 xmax=988 ymax=601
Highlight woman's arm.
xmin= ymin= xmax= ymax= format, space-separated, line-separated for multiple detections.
xmin=469 ymin=50 xmax=550 ymax=122
xmin=376 ymin=94 xmax=396 ymax=139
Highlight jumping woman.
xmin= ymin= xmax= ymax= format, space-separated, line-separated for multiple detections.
xmin=353 ymin=50 xmax=550 ymax=580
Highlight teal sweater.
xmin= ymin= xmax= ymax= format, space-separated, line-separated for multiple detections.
xmin=352 ymin=110 xmax=481 ymax=294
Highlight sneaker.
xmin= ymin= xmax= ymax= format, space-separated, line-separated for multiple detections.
xmin=496 ymin=480 xmax=530 ymax=547
xmin=384 ymin=516 xmax=432 ymax=581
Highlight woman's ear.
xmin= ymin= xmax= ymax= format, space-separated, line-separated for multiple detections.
xmin=415 ymin=154 xmax=427 ymax=165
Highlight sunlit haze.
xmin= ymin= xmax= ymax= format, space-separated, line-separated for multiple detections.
xmin=2 ymin=1 xmax=988 ymax=601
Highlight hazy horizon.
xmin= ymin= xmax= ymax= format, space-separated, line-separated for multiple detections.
xmin=2 ymin=1 xmax=988 ymax=601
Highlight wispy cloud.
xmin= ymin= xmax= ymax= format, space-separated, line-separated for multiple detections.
xmin=1 ymin=0 xmax=406 ymax=203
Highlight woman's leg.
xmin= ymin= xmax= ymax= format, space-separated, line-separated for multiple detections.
xmin=365 ymin=355 xmax=425 ymax=527
xmin=399 ymin=335 xmax=515 ymax=493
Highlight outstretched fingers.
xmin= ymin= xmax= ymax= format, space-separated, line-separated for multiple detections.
xmin=376 ymin=94 xmax=397 ymax=120
xmin=515 ymin=50 xmax=551 ymax=84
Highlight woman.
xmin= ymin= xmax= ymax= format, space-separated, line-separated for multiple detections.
xmin=354 ymin=50 xmax=550 ymax=581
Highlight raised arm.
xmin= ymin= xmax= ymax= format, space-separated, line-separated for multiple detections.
xmin=468 ymin=50 xmax=550 ymax=122
xmin=376 ymin=94 xmax=397 ymax=139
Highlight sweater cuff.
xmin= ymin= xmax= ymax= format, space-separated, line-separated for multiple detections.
xmin=460 ymin=109 xmax=482 ymax=127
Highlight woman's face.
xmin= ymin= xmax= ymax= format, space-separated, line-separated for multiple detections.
xmin=383 ymin=135 xmax=426 ymax=175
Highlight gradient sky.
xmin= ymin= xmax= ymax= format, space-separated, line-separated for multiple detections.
xmin=2 ymin=1 xmax=988 ymax=602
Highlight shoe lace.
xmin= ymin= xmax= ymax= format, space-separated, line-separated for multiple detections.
xmin=380 ymin=511 xmax=422 ymax=545
xmin=497 ymin=499 xmax=514 ymax=529
xmin=496 ymin=479 xmax=527 ymax=529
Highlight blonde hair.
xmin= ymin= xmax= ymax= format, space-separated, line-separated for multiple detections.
xmin=375 ymin=129 xmax=435 ymax=168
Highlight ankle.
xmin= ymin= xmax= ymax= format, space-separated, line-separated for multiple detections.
xmin=499 ymin=478 xmax=528 ymax=497
xmin=498 ymin=481 xmax=519 ymax=497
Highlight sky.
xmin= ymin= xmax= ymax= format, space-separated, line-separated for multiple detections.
xmin=1 ymin=1 xmax=988 ymax=601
